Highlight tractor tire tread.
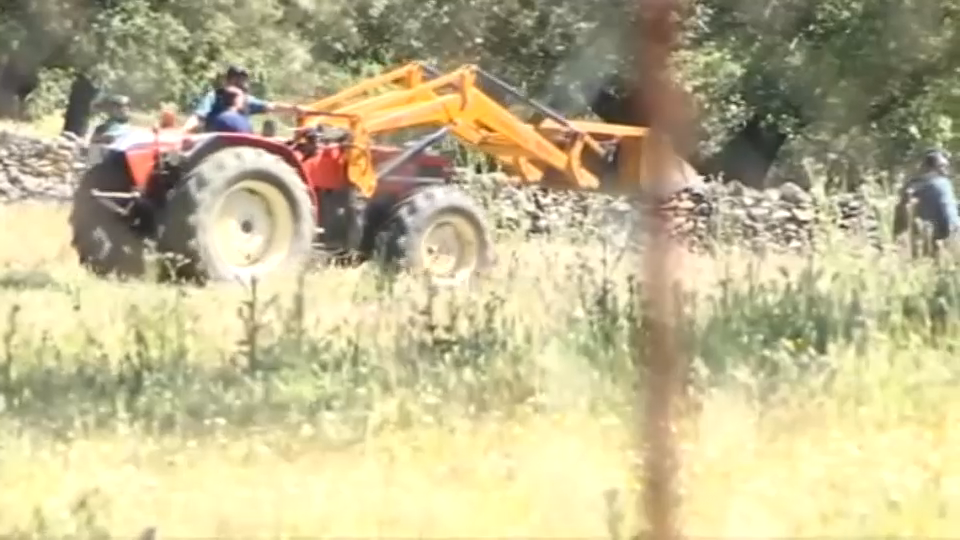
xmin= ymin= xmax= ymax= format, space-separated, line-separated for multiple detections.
xmin=68 ymin=154 xmax=146 ymax=279
xmin=374 ymin=184 xmax=493 ymax=284
xmin=157 ymin=145 xmax=314 ymax=284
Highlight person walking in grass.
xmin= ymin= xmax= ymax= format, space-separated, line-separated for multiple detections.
xmin=893 ymin=149 xmax=960 ymax=257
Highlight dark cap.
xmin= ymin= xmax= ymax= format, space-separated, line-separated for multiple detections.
xmin=95 ymin=94 xmax=130 ymax=107
xmin=225 ymin=65 xmax=249 ymax=79
xmin=225 ymin=65 xmax=250 ymax=90
xmin=922 ymin=148 xmax=950 ymax=171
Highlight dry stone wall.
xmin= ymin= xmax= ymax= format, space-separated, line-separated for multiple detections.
xmin=0 ymin=130 xmax=86 ymax=202
xmin=452 ymin=171 xmax=884 ymax=250
xmin=0 ymin=128 xmax=883 ymax=249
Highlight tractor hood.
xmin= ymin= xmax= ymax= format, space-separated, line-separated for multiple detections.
xmin=85 ymin=126 xmax=193 ymax=173
xmin=106 ymin=127 xmax=188 ymax=153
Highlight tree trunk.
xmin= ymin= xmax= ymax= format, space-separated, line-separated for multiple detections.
xmin=703 ymin=114 xmax=789 ymax=188
xmin=0 ymin=87 xmax=18 ymax=118
xmin=62 ymin=72 xmax=98 ymax=138
xmin=0 ymin=56 xmax=40 ymax=119
xmin=537 ymin=72 xmax=796 ymax=187
xmin=589 ymin=81 xmax=710 ymax=171
xmin=591 ymin=84 xmax=641 ymax=125
xmin=589 ymin=81 xmax=791 ymax=187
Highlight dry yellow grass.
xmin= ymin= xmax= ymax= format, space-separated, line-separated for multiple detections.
xmin=0 ymin=201 xmax=958 ymax=538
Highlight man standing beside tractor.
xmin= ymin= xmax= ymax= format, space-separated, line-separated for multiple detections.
xmin=180 ymin=65 xmax=304 ymax=133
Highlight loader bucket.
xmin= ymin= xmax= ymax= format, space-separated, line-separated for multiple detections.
xmin=534 ymin=117 xmax=701 ymax=197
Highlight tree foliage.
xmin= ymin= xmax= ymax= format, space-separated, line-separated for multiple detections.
xmin=2 ymin=0 xmax=960 ymax=189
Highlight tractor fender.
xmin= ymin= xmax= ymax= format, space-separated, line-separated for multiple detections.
xmin=176 ymin=133 xmax=317 ymax=208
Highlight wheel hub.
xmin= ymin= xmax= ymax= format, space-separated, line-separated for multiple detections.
xmin=419 ymin=214 xmax=480 ymax=282
xmin=212 ymin=180 xmax=295 ymax=271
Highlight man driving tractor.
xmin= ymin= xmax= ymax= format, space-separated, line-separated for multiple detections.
xmin=179 ymin=65 xmax=303 ymax=133
xmin=89 ymin=94 xmax=132 ymax=144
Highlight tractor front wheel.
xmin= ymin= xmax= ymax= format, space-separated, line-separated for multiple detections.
xmin=68 ymin=153 xmax=146 ymax=279
xmin=157 ymin=146 xmax=314 ymax=284
xmin=374 ymin=185 xmax=493 ymax=287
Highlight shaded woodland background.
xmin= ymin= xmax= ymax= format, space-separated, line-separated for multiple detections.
xmin=2 ymin=0 xmax=959 ymax=190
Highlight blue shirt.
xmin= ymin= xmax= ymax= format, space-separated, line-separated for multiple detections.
xmin=207 ymin=110 xmax=254 ymax=134
xmin=193 ymin=89 xmax=269 ymax=123
xmin=894 ymin=172 xmax=960 ymax=241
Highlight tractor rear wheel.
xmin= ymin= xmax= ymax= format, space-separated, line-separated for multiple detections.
xmin=157 ymin=146 xmax=314 ymax=284
xmin=374 ymin=185 xmax=493 ymax=287
xmin=68 ymin=153 xmax=146 ymax=279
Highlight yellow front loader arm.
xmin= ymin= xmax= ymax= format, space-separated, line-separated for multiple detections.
xmin=303 ymin=62 xmax=431 ymax=113
xmin=298 ymin=62 xmax=699 ymax=198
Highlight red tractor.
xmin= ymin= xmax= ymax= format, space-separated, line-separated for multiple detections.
xmin=69 ymin=123 xmax=494 ymax=287
xmin=70 ymin=63 xmax=701 ymax=288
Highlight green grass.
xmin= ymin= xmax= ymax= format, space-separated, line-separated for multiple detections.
xmin=1 ymin=200 xmax=960 ymax=537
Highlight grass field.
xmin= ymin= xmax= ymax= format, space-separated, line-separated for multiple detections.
xmin=1 ymin=199 xmax=960 ymax=538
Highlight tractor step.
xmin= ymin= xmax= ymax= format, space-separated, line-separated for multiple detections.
xmin=91 ymin=190 xmax=139 ymax=216
xmin=91 ymin=189 xmax=141 ymax=199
